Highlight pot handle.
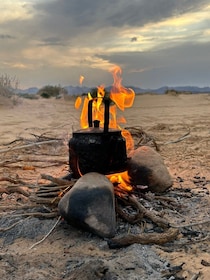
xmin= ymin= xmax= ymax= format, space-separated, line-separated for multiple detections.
xmin=87 ymin=98 xmax=110 ymax=133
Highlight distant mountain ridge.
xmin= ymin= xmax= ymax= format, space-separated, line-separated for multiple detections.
xmin=17 ymin=85 xmax=210 ymax=95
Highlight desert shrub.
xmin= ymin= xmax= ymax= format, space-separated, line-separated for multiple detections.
xmin=38 ymin=85 xmax=67 ymax=98
xmin=0 ymin=74 xmax=20 ymax=106
xmin=0 ymin=84 xmax=12 ymax=98
xmin=165 ymin=89 xmax=178 ymax=95
xmin=18 ymin=93 xmax=39 ymax=99
xmin=0 ymin=74 xmax=19 ymax=98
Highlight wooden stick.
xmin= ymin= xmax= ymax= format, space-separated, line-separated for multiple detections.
xmin=36 ymin=185 xmax=71 ymax=193
xmin=0 ymin=186 xmax=30 ymax=197
xmin=171 ymin=219 xmax=210 ymax=228
xmin=0 ymin=176 xmax=27 ymax=185
xmin=163 ymin=130 xmax=190 ymax=145
xmin=0 ymin=204 xmax=43 ymax=211
xmin=190 ymin=272 xmax=201 ymax=280
xmin=128 ymin=195 xmax=169 ymax=228
xmin=29 ymin=216 xmax=61 ymax=249
xmin=108 ymin=227 xmax=179 ymax=248
xmin=115 ymin=203 xmax=143 ymax=224
xmin=0 ymin=139 xmax=61 ymax=154
xmin=3 ymin=211 xmax=58 ymax=218
xmin=0 ymin=159 xmax=22 ymax=167
xmin=0 ymin=217 xmax=30 ymax=232
xmin=40 ymin=174 xmax=73 ymax=186
xmin=30 ymin=196 xmax=61 ymax=205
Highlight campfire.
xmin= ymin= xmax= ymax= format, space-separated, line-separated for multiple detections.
xmin=1 ymin=82 xmax=209 ymax=279
xmin=30 ymin=66 xmax=177 ymax=247
xmin=54 ymin=65 xmax=177 ymax=245
xmin=69 ymin=66 xmax=134 ymax=193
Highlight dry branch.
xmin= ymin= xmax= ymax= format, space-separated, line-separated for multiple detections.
xmin=126 ymin=126 xmax=159 ymax=150
xmin=0 ymin=159 xmax=22 ymax=167
xmin=0 ymin=217 xmax=30 ymax=232
xmin=5 ymin=211 xmax=58 ymax=218
xmin=29 ymin=216 xmax=61 ymax=249
xmin=171 ymin=219 xmax=210 ymax=228
xmin=128 ymin=195 xmax=169 ymax=228
xmin=115 ymin=203 xmax=143 ymax=224
xmin=163 ymin=130 xmax=191 ymax=145
xmin=190 ymin=272 xmax=202 ymax=280
xmin=40 ymin=174 xmax=72 ymax=185
xmin=0 ymin=186 xmax=30 ymax=197
xmin=0 ymin=204 xmax=43 ymax=212
xmin=0 ymin=176 xmax=27 ymax=185
xmin=108 ymin=227 xmax=179 ymax=248
xmin=29 ymin=174 xmax=75 ymax=206
xmin=0 ymin=139 xmax=61 ymax=154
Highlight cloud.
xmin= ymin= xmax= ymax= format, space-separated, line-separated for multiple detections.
xmin=1 ymin=0 xmax=210 ymax=88
xmin=131 ymin=37 xmax=138 ymax=42
xmin=20 ymin=0 xmax=209 ymax=55
xmin=38 ymin=36 xmax=67 ymax=46
xmin=94 ymin=40 xmax=210 ymax=87
xmin=34 ymin=0 xmax=209 ymax=28
xmin=0 ymin=34 xmax=16 ymax=39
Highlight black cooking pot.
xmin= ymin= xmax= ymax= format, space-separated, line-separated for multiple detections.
xmin=69 ymin=125 xmax=127 ymax=178
xmin=69 ymin=96 xmax=127 ymax=178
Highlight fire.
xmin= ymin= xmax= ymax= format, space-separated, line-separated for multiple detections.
xmin=74 ymin=66 xmax=135 ymax=194
xmin=110 ymin=65 xmax=135 ymax=111
xmin=75 ymin=65 xmax=135 ymax=151
xmin=79 ymin=75 xmax=84 ymax=85
xmin=107 ymin=171 xmax=133 ymax=197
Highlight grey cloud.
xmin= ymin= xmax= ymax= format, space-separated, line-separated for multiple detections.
xmin=2 ymin=0 xmax=209 ymax=49
xmin=38 ymin=36 xmax=67 ymax=46
xmin=33 ymin=0 xmax=209 ymax=29
xmin=97 ymin=41 xmax=210 ymax=87
xmin=131 ymin=37 xmax=138 ymax=42
xmin=1 ymin=0 xmax=210 ymax=89
xmin=25 ymin=0 xmax=210 ymax=49
xmin=0 ymin=34 xmax=16 ymax=39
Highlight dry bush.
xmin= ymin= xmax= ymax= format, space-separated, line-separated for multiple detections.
xmin=0 ymin=74 xmax=20 ymax=106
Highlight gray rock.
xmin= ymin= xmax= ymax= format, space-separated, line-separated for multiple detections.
xmin=127 ymin=146 xmax=173 ymax=192
xmin=58 ymin=172 xmax=116 ymax=238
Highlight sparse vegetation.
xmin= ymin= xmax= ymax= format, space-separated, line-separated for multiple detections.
xmin=0 ymin=74 xmax=19 ymax=97
xmin=0 ymin=74 xmax=20 ymax=105
xmin=37 ymin=85 xmax=67 ymax=99
xmin=165 ymin=89 xmax=192 ymax=95
xmin=17 ymin=93 xmax=39 ymax=100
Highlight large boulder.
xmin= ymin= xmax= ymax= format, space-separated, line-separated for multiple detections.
xmin=127 ymin=146 xmax=173 ymax=192
xmin=58 ymin=172 xmax=116 ymax=238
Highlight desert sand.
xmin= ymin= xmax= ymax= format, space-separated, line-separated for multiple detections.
xmin=0 ymin=93 xmax=210 ymax=279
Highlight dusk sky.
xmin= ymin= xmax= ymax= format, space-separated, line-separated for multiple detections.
xmin=1 ymin=0 xmax=210 ymax=89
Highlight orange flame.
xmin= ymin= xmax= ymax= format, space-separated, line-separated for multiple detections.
xmin=75 ymin=66 xmax=135 ymax=151
xmin=79 ymin=75 xmax=84 ymax=85
xmin=107 ymin=171 xmax=132 ymax=197
xmin=75 ymin=66 xmax=136 ymax=194
xmin=110 ymin=66 xmax=135 ymax=111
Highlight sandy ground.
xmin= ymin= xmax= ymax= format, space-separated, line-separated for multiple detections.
xmin=0 ymin=93 xmax=210 ymax=279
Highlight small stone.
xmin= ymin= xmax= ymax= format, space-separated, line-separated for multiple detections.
xmin=58 ymin=172 xmax=116 ymax=238
xmin=127 ymin=146 xmax=173 ymax=193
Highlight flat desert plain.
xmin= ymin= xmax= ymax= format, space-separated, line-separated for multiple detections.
xmin=0 ymin=93 xmax=209 ymax=279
